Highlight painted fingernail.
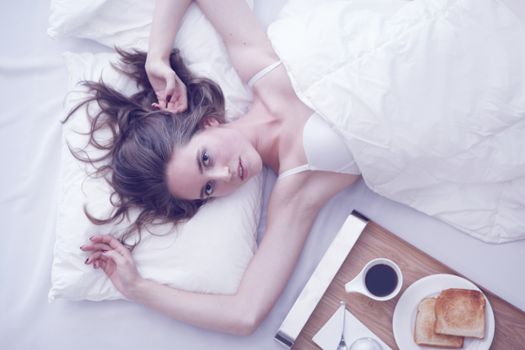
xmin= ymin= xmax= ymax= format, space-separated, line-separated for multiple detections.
xmin=84 ymin=258 xmax=89 ymax=264
xmin=89 ymin=236 xmax=95 ymax=241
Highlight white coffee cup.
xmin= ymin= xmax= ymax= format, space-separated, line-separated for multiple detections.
xmin=344 ymin=258 xmax=403 ymax=301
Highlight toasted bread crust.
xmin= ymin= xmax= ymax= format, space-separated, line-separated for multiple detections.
xmin=435 ymin=288 xmax=486 ymax=339
xmin=414 ymin=297 xmax=464 ymax=348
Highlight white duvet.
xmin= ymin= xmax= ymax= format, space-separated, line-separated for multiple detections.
xmin=268 ymin=0 xmax=525 ymax=243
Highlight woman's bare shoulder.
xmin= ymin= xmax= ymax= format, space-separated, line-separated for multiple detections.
xmin=251 ymin=65 xmax=300 ymax=113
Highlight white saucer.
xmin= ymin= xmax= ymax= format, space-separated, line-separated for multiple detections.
xmin=392 ymin=274 xmax=495 ymax=350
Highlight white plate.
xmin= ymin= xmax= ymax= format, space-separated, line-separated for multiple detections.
xmin=392 ymin=274 xmax=495 ymax=350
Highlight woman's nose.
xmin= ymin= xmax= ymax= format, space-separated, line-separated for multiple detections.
xmin=209 ymin=166 xmax=232 ymax=182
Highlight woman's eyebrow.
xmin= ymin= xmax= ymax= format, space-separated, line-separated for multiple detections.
xmin=195 ymin=150 xmax=203 ymax=175
xmin=196 ymin=150 xmax=206 ymax=200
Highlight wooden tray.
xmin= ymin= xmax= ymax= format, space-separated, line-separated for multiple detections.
xmin=293 ymin=220 xmax=525 ymax=349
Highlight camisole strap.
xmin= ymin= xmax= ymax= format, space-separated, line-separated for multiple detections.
xmin=248 ymin=61 xmax=283 ymax=88
xmin=278 ymin=164 xmax=312 ymax=180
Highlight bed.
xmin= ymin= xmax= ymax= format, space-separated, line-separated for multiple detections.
xmin=1 ymin=0 xmax=524 ymax=349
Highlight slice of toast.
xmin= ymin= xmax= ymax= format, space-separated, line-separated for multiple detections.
xmin=435 ymin=288 xmax=486 ymax=339
xmin=414 ymin=297 xmax=464 ymax=348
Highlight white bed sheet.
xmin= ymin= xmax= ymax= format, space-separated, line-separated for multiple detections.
xmin=1 ymin=0 xmax=524 ymax=349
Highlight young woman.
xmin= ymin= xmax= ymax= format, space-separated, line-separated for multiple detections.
xmin=78 ymin=0 xmax=360 ymax=335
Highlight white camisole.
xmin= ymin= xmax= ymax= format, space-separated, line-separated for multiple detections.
xmin=248 ymin=62 xmax=361 ymax=179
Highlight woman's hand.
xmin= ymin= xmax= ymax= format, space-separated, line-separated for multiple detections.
xmin=145 ymin=56 xmax=188 ymax=113
xmin=80 ymin=234 xmax=142 ymax=299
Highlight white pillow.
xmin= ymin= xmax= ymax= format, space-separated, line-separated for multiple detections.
xmin=48 ymin=0 xmax=252 ymax=52
xmin=49 ymin=50 xmax=261 ymax=301
xmin=48 ymin=0 xmax=255 ymax=118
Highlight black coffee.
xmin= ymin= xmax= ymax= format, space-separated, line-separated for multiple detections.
xmin=364 ymin=264 xmax=398 ymax=297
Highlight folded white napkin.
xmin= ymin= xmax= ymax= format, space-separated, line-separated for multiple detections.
xmin=313 ymin=306 xmax=392 ymax=350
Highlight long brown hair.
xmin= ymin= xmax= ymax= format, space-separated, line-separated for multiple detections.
xmin=63 ymin=48 xmax=226 ymax=249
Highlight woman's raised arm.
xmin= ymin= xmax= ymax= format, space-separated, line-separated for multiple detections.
xmin=148 ymin=0 xmax=191 ymax=61
xmin=146 ymin=0 xmax=191 ymax=112
xmin=194 ymin=0 xmax=280 ymax=84
xmin=146 ymin=0 xmax=285 ymax=111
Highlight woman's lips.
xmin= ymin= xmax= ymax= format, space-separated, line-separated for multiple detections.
xmin=238 ymin=158 xmax=247 ymax=181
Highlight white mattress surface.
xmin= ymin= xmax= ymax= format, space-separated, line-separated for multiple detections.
xmin=1 ymin=0 xmax=524 ymax=349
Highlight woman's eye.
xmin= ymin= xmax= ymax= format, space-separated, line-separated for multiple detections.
xmin=205 ymin=181 xmax=214 ymax=196
xmin=202 ymin=151 xmax=210 ymax=167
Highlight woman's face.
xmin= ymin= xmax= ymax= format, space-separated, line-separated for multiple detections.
xmin=166 ymin=120 xmax=263 ymax=200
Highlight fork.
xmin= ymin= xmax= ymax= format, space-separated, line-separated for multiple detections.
xmin=337 ymin=301 xmax=348 ymax=350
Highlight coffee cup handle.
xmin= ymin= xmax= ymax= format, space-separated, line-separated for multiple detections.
xmin=344 ymin=275 xmax=366 ymax=294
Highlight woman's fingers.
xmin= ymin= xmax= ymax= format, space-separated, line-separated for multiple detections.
xmin=102 ymin=250 xmax=127 ymax=266
xmin=85 ymin=250 xmax=105 ymax=265
xmin=165 ymin=76 xmax=181 ymax=113
xmin=89 ymin=234 xmax=131 ymax=259
xmin=164 ymin=74 xmax=176 ymax=97
xmin=155 ymin=72 xmax=187 ymax=113
xmin=167 ymin=90 xmax=187 ymax=113
xmin=86 ymin=253 xmax=114 ymax=274
xmin=150 ymin=71 xmax=175 ymax=112
xmin=80 ymin=242 xmax=111 ymax=252
xmin=166 ymin=97 xmax=177 ymax=112
xmin=146 ymin=59 xmax=188 ymax=113
xmin=97 ymin=254 xmax=112 ymax=269
xmin=86 ymin=249 xmax=125 ymax=267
